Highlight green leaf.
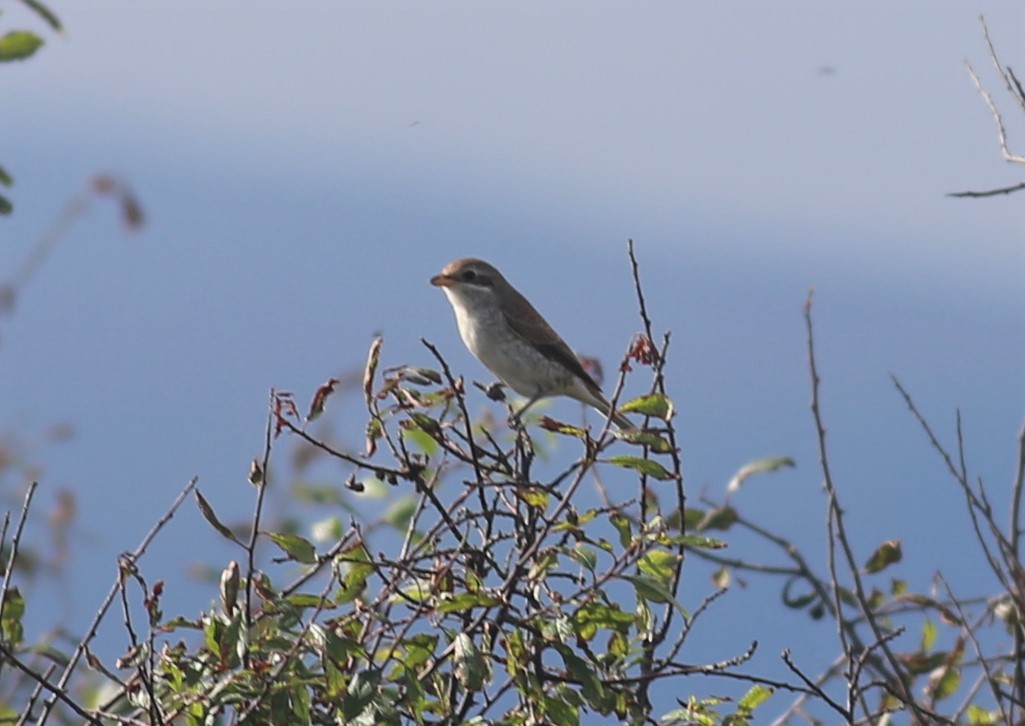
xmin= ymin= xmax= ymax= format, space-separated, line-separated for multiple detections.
xmin=401 ymin=425 xmax=439 ymax=456
xmin=326 ymin=632 xmax=365 ymax=666
xmin=383 ymin=496 xmax=417 ymax=531
xmin=0 ymin=165 xmax=12 ymax=187
xmin=726 ymin=456 xmax=795 ymax=493
xmin=1 ymin=587 xmax=25 ymax=647
xmin=619 ymin=393 xmax=674 ymax=420
xmin=392 ymin=366 xmax=442 ymax=385
xmin=335 ymin=544 xmax=373 ymax=605
xmin=408 ymin=412 xmax=441 ymax=435
xmin=0 ymin=32 xmax=44 ymax=62
xmin=636 ymin=596 xmax=654 ymax=638
xmin=292 ymin=480 xmax=346 ymax=505
xmin=194 ymin=490 xmax=242 ymax=545
xmin=610 ymin=512 xmax=632 ymax=548
xmin=608 ymin=630 xmax=629 ymax=659
xmin=837 ymin=586 xmax=858 ymax=608
xmin=527 ymin=549 xmax=559 ymax=581
xmin=516 ymin=487 xmax=549 ymax=511
xmin=573 ymin=602 xmax=635 ymax=641
xmin=286 ymin=593 xmax=330 ymax=609
xmin=435 ymin=592 xmax=502 ymax=614
xmin=663 ymin=534 xmax=728 ymax=550
xmin=268 ymin=532 xmax=317 ymax=564
xmin=393 ymin=579 xmax=433 ymax=604
xmin=782 ymin=577 xmax=819 ymax=610
xmin=965 ymin=705 xmax=998 ymax=725
xmin=637 ymin=550 xmax=679 ymax=581
xmin=218 ymin=612 xmax=244 ymax=668
xmin=0 ymin=194 xmax=11 ymax=216
xmin=0 ymin=587 xmax=24 ymax=621
xmin=738 ymin=683 xmax=774 ymax=712
xmin=559 ymin=648 xmax=605 ymax=704
xmin=538 ymin=614 xmax=573 ymax=645
xmin=605 ymin=455 xmax=675 ymax=480
xmin=566 ymin=543 xmax=597 ymax=571
xmin=903 ymin=651 xmax=949 ymax=675
xmin=542 ymin=691 xmax=579 ymax=724
xmin=625 ymin=575 xmax=673 ymax=605
xmin=342 ymin=668 xmax=381 ymax=721
xmin=505 ymin=629 xmax=526 ymax=677
xmin=400 ymin=633 xmax=438 ymax=670
xmin=203 ymin=616 xmax=221 ymax=659
xmin=921 ymin=619 xmax=937 ymax=652
xmin=699 ymin=506 xmax=738 ymax=531
xmin=713 ymin=566 xmax=731 ymax=589
xmin=864 ymin=539 xmax=902 ymax=574
xmin=868 ymin=587 xmax=886 ymax=610
xmin=669 ymin=506 xmax=706 ymax=532
xmin=454 ymin=632 xmax=488 ymax=690
xmin=661 ymin=706 xmax=708 ymax=724
xmin=364 ymin=417 xmax=382 ymax=457
xmin=555 ymin=507 xmax=597 ymax=532
xmin=896 ymin=592 xmax=961 ymax=625
xmin=613 ymin=428 xmax=673 ymax=453
xmin=927 ymin=664 xmax=961 ymax=701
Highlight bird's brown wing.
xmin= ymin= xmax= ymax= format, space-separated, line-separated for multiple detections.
xmin=503 ymin=286 xmax=604 ymax=396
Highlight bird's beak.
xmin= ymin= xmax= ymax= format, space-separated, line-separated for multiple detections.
xmin=430 ymin=273 xmax=453 ymax=287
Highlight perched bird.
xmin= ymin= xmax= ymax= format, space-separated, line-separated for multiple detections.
xmin=431 ymin=258 xmax=631 ymax=429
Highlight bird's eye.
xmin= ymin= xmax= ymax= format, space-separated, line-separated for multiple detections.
xmin=462 ymin=270 xmax=476 ymax=281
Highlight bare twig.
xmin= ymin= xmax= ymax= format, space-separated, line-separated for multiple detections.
xmin=939 ymin=575 xmax=1010 ymax=724
xmin=242 ymin=389 xmax=277 ymax=668
xmin=0 ymin=645 xmax=101 ymax=725
xmin=0 ymin=482 xmax=38 ymax=631
xmin=804 ymin=292 xmax=924 ymax=721
xmin=947 ymin=182 xmax=1025 ymax=198
xmin=781 ymin=648 xmax=850 ymax=721
xmin=962 ymin=57 xmax=1025 ymax=165
xmin=37 ymin=477 xmax=197 ymax=724
xmin=949 ymin=17 xmax=1025 ymax=197
xmin=892 ymin=377 xmax=1014 ymax=594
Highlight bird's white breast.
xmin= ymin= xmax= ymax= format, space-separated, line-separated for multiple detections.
xmin=441 ymin=287 xmax=571 ymax=398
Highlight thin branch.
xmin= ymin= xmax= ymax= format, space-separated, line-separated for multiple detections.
xmin=947 ymin=181 xmax=1025 ymax=198
xmin=0 ymin=482 xmax=38 ymax=630
xmin=980 ymin=16 xmax=1025 ymax=117
xmin=421 ymin=338 xmax=491 ymax=523
xmin=892 ymin=376 xmax=1014 ymax=596
xmin=242 ymin=389 xmax=276 ymax=668
xmin=949 ymin=17 xmax=1025 ymax=197
xmin=14 ymin=662 xmax=55 ymax=726
xmin=970 ymin=19 xmax=1025 ymax=164
xmin=938 ymin=574 xmax=1010 ymax=724
xmin=781 ymin=648 xmax=850 ymax=721
xmin=0 ymin=645 xmax=101 ymax=724
xmin=275 ymin=415 xmax=414 ymax=481
xmin=37 ymin=477 xmax=198 ymax=724
xmin=804 ymin=292 xmax=924 ymax=719
xmin=1011 ymin=417 xmax=1025 ymax=577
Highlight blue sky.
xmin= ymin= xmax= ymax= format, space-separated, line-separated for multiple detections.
xmin=3 ymin=2 xmax=1024 ymax=718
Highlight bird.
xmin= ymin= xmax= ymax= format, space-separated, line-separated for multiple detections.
xmin=430 ymin=257 xmax=631 ymax=429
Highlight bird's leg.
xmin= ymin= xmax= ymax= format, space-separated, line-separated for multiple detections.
xmin=509 ymin=391 xmax=544 ymax=428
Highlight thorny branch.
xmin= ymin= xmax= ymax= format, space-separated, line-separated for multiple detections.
xmin=950 ymin=16 xmax=1025 ymax=198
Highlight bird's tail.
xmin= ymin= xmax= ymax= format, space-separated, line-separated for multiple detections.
xmin=590 ymin=397 xmax=634 ymax=430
